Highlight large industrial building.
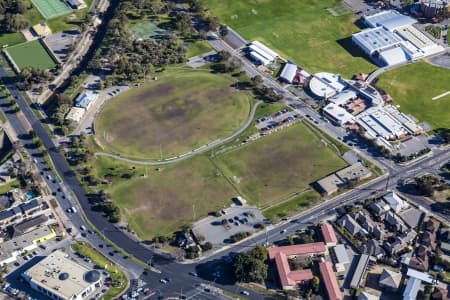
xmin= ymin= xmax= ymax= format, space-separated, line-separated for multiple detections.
xmin=352 ymin=10 xmax=444 ymax=66
xmin=22 ymin=250 xmax=102 ymax=300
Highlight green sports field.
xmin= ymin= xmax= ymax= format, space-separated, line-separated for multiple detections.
xmin=104 ymin=155 xmax=237 ymax=240
xmin=376 ymin=61 xmax=450 ymax=129
xmin=95 ymin=70 xmax=251 ymax=160
xmin=214 ymin=122 xmax=347 ymax=208
xmin=5 ymin=40 xmax=56 ymax=70
xmin=201 ymin=0 xmax=376 ymax=77
xmin=31 ymin=0 xmax=72 ymax=19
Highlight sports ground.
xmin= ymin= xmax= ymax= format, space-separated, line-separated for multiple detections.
xmin=214 ymin=122 xmax=347 ymax=208
xmin=90 ymin=116 xmax=346 ymax=238
xmin=201 ymin=0 xmax=376 ymax=77
xmin=95 ymin=70 xmax=251 ymax=160
xmin=4 ymin=39 xmax=57 ymax=70
xmin=376 ymin=61 xmax=450 ymax=129
xmin=30 ymin=0 xmax=72 ymax=19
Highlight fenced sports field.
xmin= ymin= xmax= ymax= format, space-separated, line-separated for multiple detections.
xmin=4 ymin=39 xmax=57 ymax=71
xmin=31 ymin=0 xmax=72 ymax=19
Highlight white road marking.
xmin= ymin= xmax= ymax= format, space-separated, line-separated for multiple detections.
xmin=432 ymin=90 xmax=450 ymax=100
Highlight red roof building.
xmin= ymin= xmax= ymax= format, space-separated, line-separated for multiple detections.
xmin=319 ymin=261 xmax=343 ymax=300
xmin=268 ymin=243 xmax=326 ymax=290
xmin=321 ymin=223 xmax=338 ymax=247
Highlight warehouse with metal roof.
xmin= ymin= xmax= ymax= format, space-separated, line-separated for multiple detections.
xmin=364 ymin=10 xmax=417 ymax=31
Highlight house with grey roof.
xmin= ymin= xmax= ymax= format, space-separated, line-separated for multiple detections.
xmin=338 ymin=215 xmax=364 ymax=236
xmin=440 ymin=242 xmax=450 ymax=255
xmin=378 ymin=269 xmax=402 ymax=292
xmin=360 ymin=239 xmax=386 ymax=259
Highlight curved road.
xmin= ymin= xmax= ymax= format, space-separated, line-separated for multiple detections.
xmin=94 ymin=100 xmax=262 ymax=165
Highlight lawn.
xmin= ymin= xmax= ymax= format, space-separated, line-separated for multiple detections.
xmin=201 ymin=0 xmax=376 ymax=78
xmin=71 ymin=241 xmax=127 ymax=300
xmin=106 ymin=155 xmax=237 ymax=240
xmin=0 ymin=32 xmax=26 ymax=48
xmin=95 ymin=70 xmax=252 ymax=160
xmin=214 ymin=122 xmax=347 ymax=208
xmin=0 ymin=179 xmax=20 ymax=195
xmin=186 ymin=40 xmax=213 ymax=58
xmin=4 ymin=39 xmax=56 ymax=70
xmin=376 ymin=61 xmax=450 ymax=129
xmin=263 ymin=190 xmax=321 ymax=221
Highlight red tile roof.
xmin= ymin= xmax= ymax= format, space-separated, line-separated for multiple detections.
xmin=321 ymin=223 xmax=338 ymax=246
xmin=319 ymin=261 xmax=343 ymax=300
xmin=268 ymin=243 xmax=326 ymax=259
xmin=268 ymin=243 xmax=326 ymax=288
xmin=274 ymin=252 xmax=314 ymax=287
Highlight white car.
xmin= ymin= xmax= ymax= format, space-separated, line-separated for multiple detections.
xmin=241 ymin=291 xmax=250 ymax=296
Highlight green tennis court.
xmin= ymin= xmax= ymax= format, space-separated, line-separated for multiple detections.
xmin=5 ymin=40 xmax=57 ymax=70
xmin=31 ymin=0 xmax=72 ymax=19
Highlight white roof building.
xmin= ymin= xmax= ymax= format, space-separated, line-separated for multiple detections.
xmin=384 ymin=192 xmax=409 ymax=213
xmin=75 ymin=91 xmax=98 ymax=110
xmin=249 ymin=51 xmax=271 ymax=66
xmin=357 ymin=107 xmax=408 ymax=140
xmin=279 ymin=62 xmax=297 ymax=83
xmin=323 ymin=103 xmax=355 ymax=125
xmin=22 ymin=250 xmax=103 ymax=300
xmin=406 ymin=268 xmax=435 ymax=284
xmin=66 ymin=107 xmax=86 ymax=123
xmin=379 ymin=46 xmax=410 ymax=66
xmin=309 ymin=72 xmax=347 ymax=98
xmin=328 ymin=89 xmax=357 ymax=106
xmin=248 ymin=44 xmax=275 ymax=61
xmin=251 ymin=41 xmax=279 ymax=59
xmin=334 ymin=245 xmax=350 ymax=264
xmin=364 ymin=10 xmax=417 ymax=31
xmin=403 ymin=277 xmax=422 ymax=300
xmin=352 ymin=27 xmax=404 ymax=55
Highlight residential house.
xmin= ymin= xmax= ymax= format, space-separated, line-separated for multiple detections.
xmin=368 ymin=201 xmax=390 ymax=218
xmin=355 ymin=212 xmax=384 ymax=239
xmin=321 ymin=223 xmax=338 ymax=247
xmin=421 ymin=231 xmax=437 ymax=250
xmin=385 ymin=211 xmax=407 ymax=233
xmin=384 ymin=192 xmax=409 ymax=213
xmin=360 ymin=239 xmax=386 ymax=259
xmin=338 ymin=215 xmax=364 ymax=236
xmin=440 ymin=242 xmax=450 ymax=255
xmin=383 ymin=237 xmax=404 ymax=255
xmin=379 ymin=269 xmax=402 ymax=292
